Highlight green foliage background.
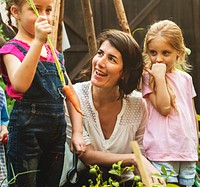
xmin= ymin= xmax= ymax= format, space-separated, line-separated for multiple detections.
xmin=0 ymin=76 xmax=15 ymax=114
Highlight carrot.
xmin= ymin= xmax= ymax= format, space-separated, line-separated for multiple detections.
xmin=62 ymin=85 xmax=83 ymax=116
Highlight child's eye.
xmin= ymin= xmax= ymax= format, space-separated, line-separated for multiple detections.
xmin=163 ymin=51 xmax=170 ymax=56
xmin=46 ymin=8 xmax=52 ymax=14
xmin=149 ymin=50 xmax=157 ymax=56
xmin=35 ymin=7 xmax=40 ymax=12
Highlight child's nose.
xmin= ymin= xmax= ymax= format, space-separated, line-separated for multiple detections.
xmin=40 ymin=11 xmax=47 ymax=17
xmin=156 ymin=55 xmax=163 ymax=63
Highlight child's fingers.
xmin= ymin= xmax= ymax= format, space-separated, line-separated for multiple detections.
xmin=0 ymin=133 xmax=8 ymax=142
xmin=144 ymin=67 xmax=152 ymax=75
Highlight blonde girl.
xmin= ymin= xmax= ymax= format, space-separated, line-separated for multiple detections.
xmin=142 ymin=20 xmax=198 ymax=187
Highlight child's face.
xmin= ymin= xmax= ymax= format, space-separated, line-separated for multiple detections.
xmin=13 ymin=0 xmax=53 ymax=37
xmin=147 ymin=36 xmax=179 ymax=73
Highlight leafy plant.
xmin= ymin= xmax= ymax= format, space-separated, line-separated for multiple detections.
xmin=151 ymin=165 xmax=179 ymax=187
xmin=0 ymin=24 xmax=9 ymax=41
xmin=83 ymin=162 xmax=182 ymax=187
xmin=83 ymin=161 xmax=144 ymax=187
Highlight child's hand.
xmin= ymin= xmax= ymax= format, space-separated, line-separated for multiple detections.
xmin=145 ymin=63 xmax=166 ymax=78
xmin=34 ymin=15 xmax=52 ymax=43
xmin=152 ymin=63 xmax=166 ymax=78
xmin=0 ymin=125 xmax=8 ymax=142
xmin=70 ymin=132 xmax=86 ymax=156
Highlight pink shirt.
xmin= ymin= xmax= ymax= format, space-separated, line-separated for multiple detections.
xmin=0 ymin=39 xmax=60 ymax=100
xmin=142 ymin=69 xmax=198 ymax=161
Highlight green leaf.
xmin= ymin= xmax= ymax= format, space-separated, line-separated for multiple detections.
xmin=122 ymin=165 xmax=134 ymax=172
xmin=108 ymin=169 xmax=120 ymax=176
xmin=197 ymin=115 xmax=200 ymax=122
xmin=161 ymin=165 xmax=167 ymax=176
xmin=151 ymin=182 xmax=163 ymax=187
xmin=112 ymin=181 xmax=120 ymax=187
xmin=166 ymin=184 xmax=180 ymax=187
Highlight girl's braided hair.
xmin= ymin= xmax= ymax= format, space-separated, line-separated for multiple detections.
xmin=5 ymin=0 xmax=26 ymax=33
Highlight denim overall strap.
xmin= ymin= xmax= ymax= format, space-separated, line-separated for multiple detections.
xmin=6 ymin=42 xmax=68 ymax=103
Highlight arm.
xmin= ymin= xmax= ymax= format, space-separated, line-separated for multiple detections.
xmin=192 ymin=99 xmax=199 ymax=143
xmin=79 ymin=144 xmax=136 ymax=167
xmin=3 ymin=16 xmax=51 ymax=93
xmin=0 ymin=96 xmax=9 ymax=141
xmin=0 ymin=125 xmax=8 ymax=142
xmin=146 ymin=63 xmax=171 ymax=116
xmin=135 ymin=99 xmax=148 ymax=155
xmin=66 ymin=80 xmax=86 ymax=155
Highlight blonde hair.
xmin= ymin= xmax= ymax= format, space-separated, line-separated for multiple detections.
xmin=143 ymin=20 xmax=192 ymax=111
xmin=143 ymin=19 xmax=191 ymax=71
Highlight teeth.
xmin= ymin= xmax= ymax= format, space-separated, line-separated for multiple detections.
xmin=96 ymin=70 xmax=106 ymax=76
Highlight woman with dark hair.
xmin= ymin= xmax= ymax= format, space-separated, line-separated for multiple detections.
xmin=60 ymin=29 xmax=166 ymax=187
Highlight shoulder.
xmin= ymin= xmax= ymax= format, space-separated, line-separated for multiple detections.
xmin=131 ymin=90 xmax=142 ymax=97
xmin=177 ymin=69 xmax=191 ymax=76
xmin=126 ymin=92 xmax=147 ymax=110
xmin=172 ymin=69 xmax=193 ymax=81
xmin=0 ymin=39 xmax=27 ymax=60
xmin=0 ymin=41 xmax=16 ymax=54
xmin=123 ymin=93 xmax=147 ymax=123
xmin=73 ymin=81 xmax=90 ymax=96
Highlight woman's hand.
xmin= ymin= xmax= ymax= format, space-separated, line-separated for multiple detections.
xmin=70 ymin=132 xmax=86 ymax=156
xmin=141 ymin=156 xmax=166 ymax=186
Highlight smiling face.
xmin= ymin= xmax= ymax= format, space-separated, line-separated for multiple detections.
xmin=147 ymin=36 xmax=179 ymax=72
xmin=91 ymin=40 xmax=123 ymax=89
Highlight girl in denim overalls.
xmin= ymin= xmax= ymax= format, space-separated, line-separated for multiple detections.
xmin=0 ymin=0 xmax=86 ymax=186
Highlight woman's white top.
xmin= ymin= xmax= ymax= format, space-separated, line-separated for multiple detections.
xmin=60 ymin=81 xmax=148 ymax=186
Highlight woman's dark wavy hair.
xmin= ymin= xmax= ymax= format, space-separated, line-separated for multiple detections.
xmin=88 ymin=29 xmax=143 ymax=98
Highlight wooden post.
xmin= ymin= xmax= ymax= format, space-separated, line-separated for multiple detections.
xmin=81 ymin=0 xmax=97 ymax=58
xmin=50 ymin=0 xmax=61 ymax=49
xmin=113 ymin=0 xmax=131 ymax=34
xmin=57 ymin=0 xmax=65 ymax=52
xmin=131 ymin=141 xmax=152 ymax=187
